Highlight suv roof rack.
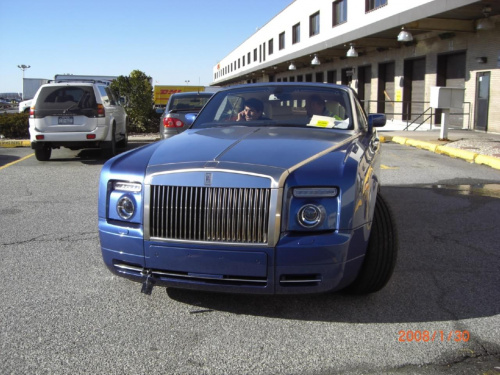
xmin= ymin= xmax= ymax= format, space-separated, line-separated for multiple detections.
xmin=49 ymin=79 xmax=112 ymax=85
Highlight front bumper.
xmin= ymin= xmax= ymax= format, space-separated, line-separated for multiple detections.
xmin=99 ymin=218 xmax=368 ymax=294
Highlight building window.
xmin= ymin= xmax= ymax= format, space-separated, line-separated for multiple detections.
xmin=247 ymin=52 xmax=251 ymax=65
xmin=268 ymin=39 xmax=274 ymax=55
xmin=279 ymin=32 xmax=285 ymax=50
xmin=310 ymin=11 xmax=320 ymax=37
xmin=242 ymin=55 xmax=245 ymax=67
xmin=292 ymin=23 xmax=300 ymax=44
xmin=263 ymin=42 xmax=266 ymax=61
xmin=366 ymin=0 xmax=387 ymax=12
xmin=254 ymin=48 xmax=258 ymax=62
xmin=333 ymin=0 xmax=347 ymax=26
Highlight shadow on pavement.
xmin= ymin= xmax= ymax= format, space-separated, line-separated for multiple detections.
xmin=0 ymin=154 xmax=22 ymax=167
xmin=38 ymin=141 xmax=153 ymax=165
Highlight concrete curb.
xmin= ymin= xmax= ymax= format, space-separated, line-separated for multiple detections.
xmin=380 ymin=135 xmax=500 ymax=170
xmin=0 ymin=140 xmax=31 ymax=148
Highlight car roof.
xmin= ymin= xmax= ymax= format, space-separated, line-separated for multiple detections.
xmin=170 ymin=92 xmax=213 ymax=97
xmin=216 ymin=82 xmax=353 ymax=93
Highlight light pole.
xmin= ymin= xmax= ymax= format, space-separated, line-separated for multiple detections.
xmin=17 ymin=64 xmax=31 ymax=100
xmin=185 ymin=80 xmax=190 ymax=86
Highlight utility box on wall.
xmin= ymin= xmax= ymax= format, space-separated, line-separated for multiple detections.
xmin=430 ymin=86 xmax=465 ymax=108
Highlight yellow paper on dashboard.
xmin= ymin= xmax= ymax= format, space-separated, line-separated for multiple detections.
xmin=307 ymin=115 xmax=335 ymax=128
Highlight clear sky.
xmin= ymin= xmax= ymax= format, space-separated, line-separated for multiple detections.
xmin=0 ymin=0 xmax=292 ymax=94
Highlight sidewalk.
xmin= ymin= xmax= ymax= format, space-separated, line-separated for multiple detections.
xmin=2 ymin=126 xmax=500 ymax=170
xmin=378 ymin=120 xmax=500 ymax=170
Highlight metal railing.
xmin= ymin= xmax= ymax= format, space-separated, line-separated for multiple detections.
xmin=361 ymin=100 xmax=471 ymax=131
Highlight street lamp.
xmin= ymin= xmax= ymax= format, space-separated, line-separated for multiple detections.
xmin=17 ymin=64 xmax=31 ymax=100
xmin=185 ymin=80 xmax=190 ymax=85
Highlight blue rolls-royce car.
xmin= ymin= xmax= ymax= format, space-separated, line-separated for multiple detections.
xmin=98 ymin=83 xmax=397 ymax=295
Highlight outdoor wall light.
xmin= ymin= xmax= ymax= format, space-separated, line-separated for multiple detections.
xmin=289 ymin=62 xmax=297 ymax=70
xmin=397 ymin=26 xmax=413 ymax=42
xmin=476 ymin=6 xmax=495 ymax=30
xmin=346 ymin=44 xmax=358 ymax=57
xmin=311 ymin=54 xmax=321 ymax=66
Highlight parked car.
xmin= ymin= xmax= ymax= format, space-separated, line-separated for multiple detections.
xmin=29 ymin=80 xmax=128 ymax=161
xmin=0 ymin=98 xmax=12 ymax=109
xmin=159 ymin=91 xmax=213 ymax=139
xmin=99 ymin=83 xmax=397 ymax=295
xmin=18 ymin=99 xmax=32 ymax=113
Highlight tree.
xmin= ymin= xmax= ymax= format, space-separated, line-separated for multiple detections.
xmin=110 ymin=70 xmax=157 ymax=133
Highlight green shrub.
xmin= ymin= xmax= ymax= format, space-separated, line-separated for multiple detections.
xmin=0 ymin=112 xmax=30 ymax=139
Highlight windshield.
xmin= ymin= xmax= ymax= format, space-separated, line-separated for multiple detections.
xmin=192 ymin=84 xmax=353 ymax=130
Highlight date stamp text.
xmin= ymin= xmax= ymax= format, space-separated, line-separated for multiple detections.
xmin=398 ymin=330 xmax=470 ymax=342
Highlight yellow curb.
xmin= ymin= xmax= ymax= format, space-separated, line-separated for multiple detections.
xmin=405 ymin=139 xmax=440 ymax=152
xmin=0 ymin=140 xmax=31 ymax=148
xmin=391 ymin=136 xmax=408 ymax=145
xmin=435 ymin=145 xmax=478 ymax=162
xmin=379 ymin=135 xmax=391 ymax=143
xmin=475 ymin=154 xmax=500 ymax=170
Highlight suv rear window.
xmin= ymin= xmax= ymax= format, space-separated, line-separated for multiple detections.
xmin=33 ymin=86 xmax=98 ymax=118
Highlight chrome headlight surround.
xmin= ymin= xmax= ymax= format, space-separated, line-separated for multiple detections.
xmin=116 ymin=196 xmax=135 ymax=220
xmin=297 ymin=204 xmax=325 ymax=228
xmin=285 ymin=187 xmax=339 ymax=232
xmin=108 ymin=181 xmax=143 ymax=223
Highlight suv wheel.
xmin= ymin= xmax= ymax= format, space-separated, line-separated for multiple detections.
xmin=35 ymin=146 xmax=52 ymax=161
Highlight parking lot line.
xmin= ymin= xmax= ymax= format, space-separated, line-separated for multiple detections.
xmin=0 ymin=153 xmax=34 ymax=171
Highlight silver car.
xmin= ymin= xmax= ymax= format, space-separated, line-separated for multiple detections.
xmin=159 ymin=92 xmax=213 ymax=139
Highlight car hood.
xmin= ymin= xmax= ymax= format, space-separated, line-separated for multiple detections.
xmin=147 ymin=126 xmax=355 ymax=177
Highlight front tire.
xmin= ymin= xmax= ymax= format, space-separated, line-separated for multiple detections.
xmin=35 ymin=146 xmax=51 ymax=161
xmin=344 ymin=193 xmax=398 ymax=294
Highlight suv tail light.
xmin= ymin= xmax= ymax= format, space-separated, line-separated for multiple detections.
xmin=30 ymin=107 xmax=35 ymax=117
xmin=97 ymin=104 xmax=105 ymax=117
xmin=163 ymin=117 xmax=184 ymax=128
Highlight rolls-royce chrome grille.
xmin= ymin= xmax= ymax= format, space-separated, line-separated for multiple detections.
xmin=150 ymin=186 xmax=271 ymax=244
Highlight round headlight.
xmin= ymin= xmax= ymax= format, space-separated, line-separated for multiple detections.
xmin=117 ymin=196 xmax=135 ymax=220
xmin=297 ymin=204 xmax=324 ymax=228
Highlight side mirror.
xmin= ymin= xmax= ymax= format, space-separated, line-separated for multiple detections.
xmin=185 ymin=113 xmax=197 ymax=126
xmin=368 ymin=113 xmax=386 ymax=132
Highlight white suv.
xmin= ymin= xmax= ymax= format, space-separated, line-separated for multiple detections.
xmin=29 ymin=81 xmax=128 ymax=161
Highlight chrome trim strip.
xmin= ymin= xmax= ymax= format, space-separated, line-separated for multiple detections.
xmin=115 ymin=264 xmax=143 ymax=272
xmin=113 ymin=264 xmax=266 ymax=284
xmin=280 ymin=279 xmax=322 ymax=284
xmin=152 ymin=270 xmax=266 ymax=284
xmin=146 ymin=168 xmax=278 ymax=188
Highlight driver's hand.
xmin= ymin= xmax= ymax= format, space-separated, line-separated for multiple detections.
xmin=236 ymin=110 xmax=246 ymax=121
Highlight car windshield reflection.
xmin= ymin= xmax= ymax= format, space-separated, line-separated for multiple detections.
xmin=192 ymin=84 xmax=353 ymax=130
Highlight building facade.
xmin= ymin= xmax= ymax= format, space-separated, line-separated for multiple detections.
xmin=211 ymin=0 xmax=500 ymax=133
